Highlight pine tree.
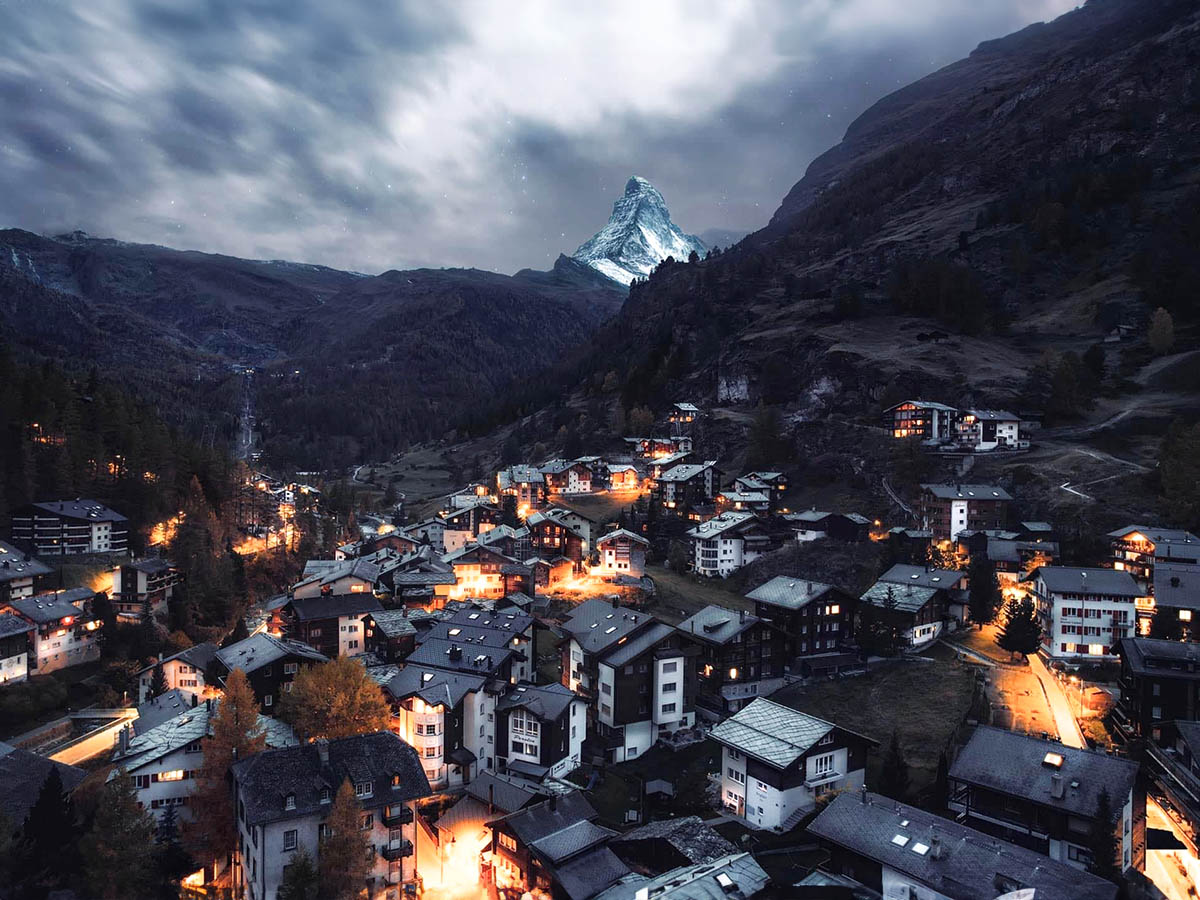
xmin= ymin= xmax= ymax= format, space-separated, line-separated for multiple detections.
xmin=16 ymin=767 xmax=77 ymax=890
xmin=967 ymin=558 xmax=1001 ymax=628
xmin=154 ymin=803 xmax=195 ymax=899
xmin=996 ymin=596 xmax=1042 ymax=658
xmin=879 ymin=731 xmax=910 ymax=801
xmin=149 ymin=660 xmax=168 ymax=698
xmin=279 ymin=656 xmax=391 ymax=742
xmin=932 ymin=751 xmax=950 ymax=811
xmin=80 ymin=770 xmax=157 ymax=900
xmin=278 ymin=847 xmax=319 ymax=900
xmin=185 ymin=668 xmax=265 ymax=863
xmin=1087 ymin=787 xmax=1118 ymax=881
xmin=318 ymin=779 xmax=370 ymax=900
xmin=222 ymin=616 xmax=250 ymax=648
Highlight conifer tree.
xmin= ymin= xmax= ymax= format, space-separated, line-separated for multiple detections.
xmin=967 ymin=558 xmax=1001 ymax=628
xmin=149 ymin=660 xmax=168 ymax=698
xmin=318 ymin=779 xmax=370 ymax=900
xmin=16 ymin=767 xmax=77 ymax=891
xmin=1087 ymin=787 xmax=1119 ymax=881
xmin=278 ymin=847 xmax=319 ymax=900
xmin=186 ymin=668 xmax=265 ymax=863
xmin=996 ymin=596 xmax=1042 ymax=658
xmin=932 ymin=750 xmax=950 ymax=811
xmin=154 ymin=803 xmax=194 ymax=899
xmin=80 ymin=770 xmax=157 ymax=900
xmin=279 ymin=656 xmax=390 ymax=742
xmin=879 ymin=731 xmax=910 ymax=801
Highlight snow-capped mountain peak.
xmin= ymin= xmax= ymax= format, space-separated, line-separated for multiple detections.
xmin=572 ymin=176 xmax=705 ymax=285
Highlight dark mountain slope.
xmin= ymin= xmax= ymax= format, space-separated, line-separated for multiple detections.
xmin=532 ymin=0 xmax=1200 ymax=426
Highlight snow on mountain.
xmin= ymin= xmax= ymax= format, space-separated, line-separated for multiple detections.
xmin=572 ymin=176 xmax=706 ymax=285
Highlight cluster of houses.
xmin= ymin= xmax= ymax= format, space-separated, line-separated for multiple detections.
xmin=884 ymin=400 xmax=1029 ymax=452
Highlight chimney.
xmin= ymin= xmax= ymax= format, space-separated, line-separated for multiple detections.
xmin=549 ymin=794 xmax=558 ymax=812
xmin=806 ymin=582 xmax=813 ymax=595
xmin=930 ymin=834 xmax=943 ymax=860
xmin=316 ymin=737 xmax=330 ymax=766
xmin=739 ymin=609 xmax=746 ymax=623
xmin=611 ymin=595 xmax=619 ymax=610
xmin=1050 ymin=774 xmax=1065 ymax=799
xmin=118 ymin=724 xmax=130 ymax=756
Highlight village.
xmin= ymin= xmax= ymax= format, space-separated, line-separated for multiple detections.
xmin=0 ymin=396 xmax=1198 ymax=900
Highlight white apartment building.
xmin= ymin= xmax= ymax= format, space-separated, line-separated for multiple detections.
xmin=687 ymin=512 xmax=766 ymax=577
xmin=1030 ymin=566 xmax=1143 ymax=660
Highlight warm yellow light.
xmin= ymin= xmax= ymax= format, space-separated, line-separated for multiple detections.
xmin=159 ymin=769 xmax=185 ymax=781
xmin=728 ymin=667 xmax=738 ymax=680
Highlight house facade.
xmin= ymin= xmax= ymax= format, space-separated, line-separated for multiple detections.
xmin=687 ymin=512 xmax=770 ymax=577
xmin=1108 ymin=524 xmax=1200 ymax=588
xmin=9 ymin=500 xmax=129 ymax=556
xmin=711 ymin=698 xmax=875 ymax=831
xmin=655 ymin=461 xmax=720 ymax=515
xmin=884 ymin=400 xmax=958 ymax=440
xmin=1115 ymin=637 xmax=1200 ymax=742
xmin=956 ymin=409 xmax=1021 ymax=450
xmin=135 ymin=642 xmax=219 ymax=704
xmin=1029 ymin=566 xmax=1141 ymax=661
xmin=0 ymin=541 xmax=51 ymax=603
xmin=595 ymin=529 xmax=649 ymax=578
xmin=745 ymin=576 xmax=856 ymax=662
xmin=231 ymin=733 xmax=430 ymax=900
xmin=0 ymin=613 xmax=34 ymax=684
xmin=111 ymin=558 xmax=179 ymax=623
xmin=918 ymin=484 xmax=1012 ymax=541
xmin=678 ymin=605 xmax=788 ymax=714
xmin=213 ymin=634 xmax=328 ymax=714
xmin=948 ymin=725 xmax=1142 ymax=873
xmin=1 ymin=588 xmax=102 ymax=674
xmin=495 ymin=682 xmax=586 ymax=779
xmin=283 ymin=593 xmax=383 ymax=658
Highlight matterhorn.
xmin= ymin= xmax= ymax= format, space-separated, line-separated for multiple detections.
xmin=572 ymin=176 xmax=706 ymax=285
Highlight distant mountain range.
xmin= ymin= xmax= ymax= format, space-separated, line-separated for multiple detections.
xmin=572 ymin=176 xmax=707 ymax=285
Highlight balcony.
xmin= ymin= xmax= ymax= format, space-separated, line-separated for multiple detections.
xmin=804 ymin=770 xmax=843 ymax=789
xmin=383 ymin=806 xmax=413 ymax=827
xmin=381 ymin=841 xmax=414 ymax=861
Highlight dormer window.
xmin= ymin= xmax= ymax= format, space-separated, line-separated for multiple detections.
xmin=355 ymin=780 xmax=373 ymax=799
xmin=391 ymin=773 xmax=401 ymax=789
xmin=320 ymin=787 xmax=332 ymax=804
xmin=284 ymin=792 xmax=296 ymax=810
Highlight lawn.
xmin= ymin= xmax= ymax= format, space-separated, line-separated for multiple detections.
xmin=944 ymin=623 xmax=1015 ymax=666
xmin=0 ymin=661 xmax=106 ymax=740
xmin=644 ymin=565 xmax=753 ymax=623
xmin=770 ymin=656 xmax=976 ymax=799
xmin=557 ymin=491 xmax=643 ymax=530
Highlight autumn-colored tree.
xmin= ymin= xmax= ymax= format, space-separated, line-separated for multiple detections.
xmin=80 ymin=770 xmax=157 ymax=900
xmin=185 ymin=668 xmax=265 ymax=863
xmin=318 ymin=779 xmax=371 ymax=900
xmin=279 ymin=656 xmax=391 ymax=742
xmin=279 ymin=657 xmax=388 ymax=744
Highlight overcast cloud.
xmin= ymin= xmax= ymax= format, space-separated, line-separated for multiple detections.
xmin=0 ymin=0 xmax=1078 ymax=274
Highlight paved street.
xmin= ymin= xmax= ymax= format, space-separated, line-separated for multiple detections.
xmin=986 ymin=662 xmax=1056 ymax=739
xmin=1028 ymin=654 xmax=1086 ymax=749
xmin=1145 ymin=796 xmax=1199 ymax=900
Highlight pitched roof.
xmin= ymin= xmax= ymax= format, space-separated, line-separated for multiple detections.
xmin=1107 ymin=524 xmax=1200 ymax=544
xmin=878 ymin=564 xmax=966 ymax=590
xmin=232 ymin=732 xmax=430 ymax=826
xmin=23 ymin=499 xmax=127 ymax=522
xmin=678 ymin=605 xmax=760 ymax=645
xmin=1153 ymin=562 xmax=1200 ymax=608
xmin=288 ymin=593 xmax=383 ymax=622
xmin=859 ymin=581 xmax=938 ymax=613
xmin=135 ymin=641 xmax=220 ymax=677
xmin=659 ymin=462 xmax=716 ymax=483
xmin=594 ymin=852 xmax=769 ymax=900
xmin=964 ymin=408 xmax=1018 ymax=421
xmin=214 ymin=633 xmax=327 ymax=674
xmin=8 ymin=589 xmax=96 ymax=624
xmin=0 ymin=741 xmax=86 ymax=827
xmin=745 ymin=576 xmax=839 ymax=610
xmin=686 ymin=512 xmax=757 ymax=540
xmin=561 ymin=599 xmax=654 ymax=655
xmin=115 ymin=698 xmax=296 ymax=772
xmin=466 ymin=770 xmax=552 ymax=812
xmin=403 ymin=637 xmax=514 ymax=675
xmin=134 ymin=689 xmax=194 ymax=735
xmin=808 ymin=792 xmax=1117 ymax=900
xmin=718 ymin=491 xmax=769 ymax=504
xmin=596 ymin=529 xmax=649 ymax=547
xmin=0 ymin=541 xmax=51 ymax=584
xmin=366 ymin=609 xmax=418 ymax=638
xmin=0 ymin=612 xmax=35 ymax=640
xmin=1032 ymin=566 xmax=1141 ymax=597
xmin=127 ymin=557 xmax=174 ymax=575
xmin=497 ymin=682 xmax=576 ymax=721
xmin=886 ymin=399 xmax=957 ymax=412
xmin=293 ymin=557 xmax=381 ymax=591
xmin=609 ymin=815 xmax=738 ymax=865
xmin=600 ymin=622 xmax=676 ymax=668
xmin=383 ymin=665 xmax=487 ymax=709
xmin=1118 ymin=637 xmax=1200 ymax=679
xmin=949 ymin=726 xmax=1138 ymax=820
xmin=920 ymin=483 xmax=1012 ymax=501
xmin=710 ymin=698 xmax=837 ymax=768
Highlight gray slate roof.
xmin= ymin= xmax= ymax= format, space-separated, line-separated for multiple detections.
xmin=215 ymin=633 xmax=327 ymax=674
xmin=404 ymin=637 xmax=514 ymax=675
xmin=610 ymin=815 xmax=737 ymax=865
xmin=949 ymin=726 xmax=1138 ymax=820
xmin=596 ymin=528 xmax=649 ymax=547
xmin=601 ymin=621 xmax=675 ymax=668
xmin=562 ymin=599 xmax=653 ymax=655
xmin=367 ymin=608 xmax=419 ymax=638
xmin=1118 ymin=637 xmax=1200 ymax=679
xmin=135 ymin=641 xmax=218 ymax=677
xmin=465 ymin=770 xmax=551 ymax=812
xmin=920 ymin=483 xmax=1012 ymax=501
xmin=0 ymin=541 xmax=51 ymax=584
xmin=710 ymin=698 xmax=835 ymax=768
xmin=879 ymin=564 xmax=965 ymax=590
xmin=497 ymin=682 xmax=576 ymax=721
xmin=24 ymin=499 xmax=127 ymax=522
xmin=745 ymin=576 xmax=839 ymax=610
xmin=134 ymin=689 xmax=194 ymax=735
xmin=9 ymin=589 xmax=95 ymax=624
xmin=594 ymin=852 xmax=769 ymax=900
xmin=288 ymin=592 xmax=383 ymax=622
xmin=115 ymin=698 xmax=296 ymax=772
xmin=678 ymin=605 xmax=759 ymax=645
xmin=0 ymin=741 xmax=85 ymax=828
xmin=231 ymin=731 xmax=430 ymax=826
xmin=860 ymin=581 xmax=937 ymax=613
xmin=1032 ymin=566 xmax=1141 ymax=597
xmin=1108 ymin=524 xmax=1200 ymax=544
xmin=808 ymin=791 xmax=1117 ymax=900
xmin=383 ymin=665 xmax=487 ymax=709
xmin=686 ymin=512 xmax=756 ymax=540
xmin=0 ymin=612 xmax=35 ymax=640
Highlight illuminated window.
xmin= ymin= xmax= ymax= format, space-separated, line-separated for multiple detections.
xmin=728 ymin=667 xmax=738 ymax=680
xmin=159 ymin=770 xmax=185 ymax=782
xmin=499 ymin=833 xmax=517 ymax=852
xmin=1181 ymin=610 xmax=1193 ymax=622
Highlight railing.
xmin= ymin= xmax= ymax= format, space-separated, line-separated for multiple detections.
xmin=381 ymin=841 xmax=414 ymax=861
xmin=384 ymin=807 xmax=414 ymax=827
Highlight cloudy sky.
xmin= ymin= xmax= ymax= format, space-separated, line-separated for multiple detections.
xmin=0 ymin=0 xmax=1077 ymax=275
